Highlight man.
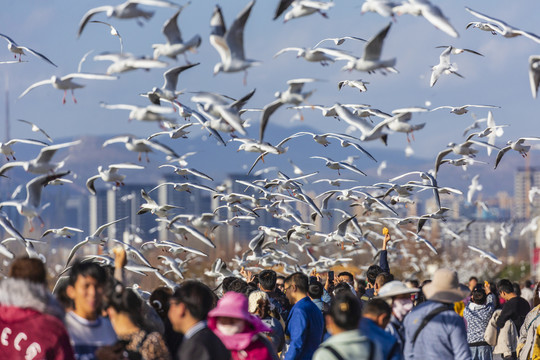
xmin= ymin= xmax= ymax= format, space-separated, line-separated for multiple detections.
xmin=403 ymin=268 xmax=471 ymax=360
xmin=284 ymin=272 xmax=324 ymax=360
xmin=276 ymin=275 xmax=286 ymax=292
xmin=373 ymin=272 xmax=393 ymax=297
xmin=65 ymin=260 xmax=116 ymax=360
xmin=0 ymin=257 xmax=75 ymax=360
xmin=168 ymin=280 xmax=230 ymax=360
xmin=363 ymin=233 xmax=392 ymax=301
xmin=337 ymin=271 xmax=357 ymax=295
xmin=308 ymin=280 xmax=328 ymax=313
xmin=496 ymin=279 xmax=530 ymax=332
xmin=360 ymin=298 xmax=402 ymax=360
xmin=259 ymin=269 xmax=290 ymax=320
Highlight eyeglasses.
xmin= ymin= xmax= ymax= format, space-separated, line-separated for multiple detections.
xmin=283 ymin=285 xmax=293 ymax=293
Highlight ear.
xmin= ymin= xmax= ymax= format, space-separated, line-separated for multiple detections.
xmin=178 ymin=302 xmax=187 ymax=317
xmin=66 ymin=285 xmax=76 ymax=300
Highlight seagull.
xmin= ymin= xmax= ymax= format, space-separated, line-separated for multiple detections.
xmin=0 ymin=211 xmax=25 ymax=247
xmin=467 ymin=245 xmax=502 ymax=265
xmin=335 ymin=23 xmax=397 ymax=73
xmin=310 ymin=156 xmax=367 ymax=176
xmin=149 ymin=181 xmax=216 ymax=195
xmin=141 ymin=238 xmax=208 ymax=257
xmin=152 ymin=3 xmax=202 ymax=61
xmin=467 ymin=175 xmax=482 ymax=203
xmin=89 ymin=20 xmax=124 ymax=53
xmin=430 ymin=104 xmax=500 ymax=115
xmin=17 ymin=119 xmax=54 ymax=143
xmin=93 ymin=52 xmax=168 ymax=74
xmin=86 ymin=163 xmax=145 ymax=195
xmin=403 ymin=0 xmax=458 ymax=38
xmin=313 ymin=178 xmax=358 ymax=187
xmin=142 ymin=63 xmax=199 ymax=106
xmin=260 ymin=78 xmax=317 ymax=142
xmin=0 ymin=138 xmax=48 ymax=161
xmin=435 ymin=45 xmax=483 ymax=57
xmin=100 ymin=103 xmax=176 ymax=123
xmin=282 ymin=1 xmax=335 ymax=22
xmin=465 ymin=22 xmax=500 ymax=35
xmin=41 ymin=227 xmax=84 ymax=239
xmin=494 ymin=137 xmax=540 ymax=169
xmin=103 ymin=135 xmax=178 ymax=162
xmin=274 ymin=46 xmax=348 ymax=66
xmin=529 ymin=187 xmax=540 ymax=205
xmin=64 ymin=217 xmax=128 ymax=267
xmin=0 ymin=33 xmax=57 ymax=66
xmin=313 ymin=36 xmax=366 ymax=48
xmin=367 ymin=107 xmax=427 ymax=142
xmin=361 ymin=0 xmax=398 ymax=18
xmin=333 ymin=103 xmax=389 ymax=144
xmin=406 ymin=230 xmax=438 ymax=255
xmin=0 ymin=140 xmax=80 ymax=176
xmin=529 ymin=55 xmax=540 ymax=99
xmin=77 ymin=0 xmax=180 ymax=37
xmin=19 ymin=73 xmax=117 ymax=104
xmin=338 ymin=80 xmax=369 ymax=92
xmin=0 ymin=172 xmax=70 ymax=232
xmin=465 ymin=7 xmax=540 ymax=44
xmin=499 ymin=222 xmax=513 ymax=249
xmin=210 ymin=1 xmax=260 ymax=83
xmin=147 ymin=123 xmax=193 ymax=140
xmin=434 ymin=135 xmax=499 ymax=176
xmin=159 ymin=164 xmax=214 ymax=182
xmin=430 ymin=46 xmax=464 ymax=87
xmin=137 ymin=189 xmax=180 ymax=218
xmin=166 ymin=220 xmax=216 ymax=248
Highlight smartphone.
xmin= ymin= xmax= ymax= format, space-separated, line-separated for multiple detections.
xmin=328 ymin=271 xmax=334 ymax=283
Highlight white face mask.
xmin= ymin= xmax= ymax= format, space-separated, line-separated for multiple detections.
xmin=393 ymin=298 xmax=413 ymax=321
xmin=216 ymin=319 xmax=246 ymax=336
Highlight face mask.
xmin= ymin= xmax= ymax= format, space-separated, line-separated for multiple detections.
xmin=393 ymin=298 xmax=413 ymax=321
xmin=216 ymin=319 xmax=246 ymax=336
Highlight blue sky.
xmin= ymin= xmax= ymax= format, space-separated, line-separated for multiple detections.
xmin=2 ymin=0 xmax=540 ymax=160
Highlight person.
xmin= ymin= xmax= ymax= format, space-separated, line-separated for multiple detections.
xmin=149 ymin=287 xmax=183 ymax=356
xmin=517 ymin=282 xmax=540 ymax=360
xmin=248 ymin=290 xmax=285 ymax=353
xmin=259 ymin=269 xmax=290 ymax=320
xmin=362 ymin=233 xmax=391 ymax=302
xmin=485 ymin=307 xmax=518 ymax=360
xmin=497 ymin=279 xmax=530 ymax=332
xmin=0 ymin=257 xmax=75 ymax=360
xmin=360 ymin=298 xmax=401 ymax=360
xmin=373 ymin=273 xmax=393 ymax=297
xmin=463 ymin=284 xmax=495 ymax=360
xmin=313 ymin=292 xmax=382 ymax=360
xmin=283 ymin=272 xmax=324 ymax=360
xmin=521 ymin=280 xmax=534 ymax=308
xmin=98 ymin=280 xmax=170 ymax=360
xmin=308 ymin=280 xmax=329 ymax=313
xmin=168 ymin=280 xmax=231 ymax=360
xmin=276 ymin=276 xmax=286 ymax=292
xmin=378 ymin=280 xmax=419 ymax=353
xmin=403 ymin=268 xmax=471 ymax=360
xmin=64 ymin=259 xmax=117 ymax=360
xmin=337 ymin=271 xmax=356 ymax=295
xmin=208 ymin=291 xmax=278 ymax=360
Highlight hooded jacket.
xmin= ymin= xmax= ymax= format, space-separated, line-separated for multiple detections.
xmin=313 ymin=329 xmax=383 ymax=360
xmin=0 ymin=278 xmax=75 ymax=360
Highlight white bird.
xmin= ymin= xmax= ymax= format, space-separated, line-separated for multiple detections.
xmin=430 ymin=104 xmax=500 ymax=115
xmin=17 ymin=119 xmax=54 ymax=143
xmin=338 ymin=80 xmax=369 ymax=92
xmin=406 ymin=231 xmax=438 ymax=255
xmin=137 ymin=189 xmax=180 ymax=218
xmin=77 ymin=0 xmax=180 ymax=37
xmin=313 ymin=36 xmax=366 ymax=48
xmin=377 ymin=160 xmax=387 ymax=177
xmin=147 ymin=123 xmax=193 ymax=140
xmin=499 ymin=222 xmax=513 ymax=249
xmin=0 ymin=211 xmax=25 ymax=247
xmin=142 ymin=63 xmax=199 ymax=106
xmin=100 ymin=103 xmax=176 ymax=123
xmin=210 ymin=1 xmax=260 ymax=83
xmin=494 ymin=137 xmax=540 ymax=169
xmin=283 ymin=1 xmax=334 ymax=22
xmin=430 ymin=46 xmax=463 ymax=87
xmin=152 ymin=3 xmax=202 ymax=61
xmin=467 ymin=175 xmax=482 ymax=203
xmin=0 ymin=138 xmax=48 ymax=161
xmin=103 ymin=135 xmax=178 ymax=162
xmin=310 ymin=156 xmax=367 ymax=176
xmin=89 ymin=20 xmax=124 ymax=53
xmin=434 ymin=136 xmax=499 ymax=176
xmin=333 ymin=103 xmax=389 ymax=144
xmin=41 ymin=227 xmax=84 ymax=239
xmin=86 ymin=163 xmax=145 ymax=195
xmin=468 ymin=245 xmax=502 ymax=265
xmin=367 ymin=107 xmax=427 ymax=142
xmin=274 ymin=46 xmax=348 ymax=66
xmin=149 ymin=181 xmax=216 ymax=195
xmin=19 ymin=73 xmax=117 ymax=104
xmin=166 ymin=220 xmax=216 ymax=248
xmin=0 ymin=33 xmax=57 ymax=66
xmin=0 ymin=172 xmax=70 ymax=232
xmin=361 ymin=0 xmax=398 ymax=18
xmin=159 ymin=164 xmax=213 ymax=182
xmin=435 ymin=45 xmax=483 ymax=57
xmin=93 ymin=52 xmax=168 ymax=74
xmin=529 ymin=187 xmax=540 ymax=205
xmin=529 ymin=55 xmax=540 ymax=99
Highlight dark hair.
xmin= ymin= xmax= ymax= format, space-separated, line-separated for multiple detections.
xmin=103 ymin=280 xmax=147 ymax=330
xmin=334 ymin=282 xmax=353 ymax=296
xmin=366 ymin=265 xmax=383 ymax=285
xmin=533 ymin=282 xmax=540 ymax=307
xmin=328 ymin=292 xmax=362 ymax=330
xmin=338 ymin=272 xmax=354 ymax=283
xmin=9 ymin=257 xmax=46 ymax=284
xmin=171 ymin=280 xmax=214 ymax=321
xmin=228 ymin=278 xmax=249 ymax=295
xmin=525 ymin=280 xmax=533 ymax=288
xmin=363 ymin=298 xmax=391 ymax=317
xmin=284 ymin=272 xmax=308 ymax=294
xmin=222 ymin=276 xmax=237 ymax=293
xmin=259 ymin=270 xmax=277 ymax=291
xmin=497 ymin=279 xmax=514 ymax=294
xmin=513 ymin=282 xmax=521 ymax=297
xmin=375 ymin=272 xmax=392 ymax=289
xmin=471 ymin=286 xmax=487 ymax=305
xmin=308 ymin=281 xmax=324 ymax=299
xmin=276 ymin=275 xmax=285 ymax=282
xmin=469 ymin=276 xmax=478 ymax=283
xmin=149 ymin=286 xmax=173 ymax=320
xmin=68 ymin=259 xmax=107 ymax=287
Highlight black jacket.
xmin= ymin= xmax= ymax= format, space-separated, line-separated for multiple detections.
xmin=175 ymin=327 xmax=231 ymax=360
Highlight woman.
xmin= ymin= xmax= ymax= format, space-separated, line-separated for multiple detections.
xmin=463 ymin=285 xmax=495 ymax=360
xmin=517 ymin=282 xmax=540 ymax=360
xmin=248 ymin=290 xmax=285 ymax=353
xmin=99 ymin=280 xmax=170 ymax=360
xmin=208 ymin=291 xmax=278 ymax=360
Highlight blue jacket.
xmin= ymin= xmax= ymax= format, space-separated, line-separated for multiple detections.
xmin=360 ymin=317 xmax=402 ymax=360
xmin=285 ymin=296 xmax=324 ymax=360
xmin=403 ymin=300 xmax=471 ymax=360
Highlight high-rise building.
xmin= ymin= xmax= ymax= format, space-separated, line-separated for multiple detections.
xmin=514 ymin=167 xmax=540 ymax=219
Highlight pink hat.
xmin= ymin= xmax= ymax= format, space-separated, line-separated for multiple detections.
xmin=208 ymin=292 xmax=271 ymax=333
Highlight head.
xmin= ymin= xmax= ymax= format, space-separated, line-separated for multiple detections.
xmin=468 ymin=276 xmax=478 ymax=291
xmin=248 ymin=290 xmax=271 ymax=319
xmin=363 ymin=298 xmax=392 ymax=329
xmin=9 ymin=257 xmax=47 ymax=285
xmin=497 ymin=279 xmax=515 ymax=301
xmin=222 ymin=276 xmax=237 ymax=293
xmin=334 ymin=282 xmax=353 ymax=296
xmin=169 ymin=280 xmax=215 ymax=334
xmin=66 ymin=260 xmax=107 ymax=320
xmin=284 ymin=272 xmax=309 ymax=304
xmin=338 ymin=271 xmax=354 ymax=288
xmin=102 ymin=280 xmax=145 ymax=332
xmin=374 ymin=272 xmax=392 ymax=296
xmin=228 ymin=278 xmax=249 ymax=295
xmin=308 ymin=281 xmax=324 ymax=300
xmin=258 ymin=270 xmax=277 ymax=292
xmin=326 ymin=292 xmax=362 ymax=335
xmin=513 ymin=282 xmax=521 ymax=297
xmin=149 ymin=286 xmax=173 ymax=321
xmin=213 ymin=63 xmax=223 ymax=76
xmin=275 ymin=276 xmax=285 ymax=292
xmin=366 ymin=265 xmax=383 ymax=287
xmin=471 ymin=286 xmax=487 ymax=305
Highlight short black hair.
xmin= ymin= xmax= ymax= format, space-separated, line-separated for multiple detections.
xmin=469 ymin=276 xmax=478 ymax=283
xmin=68 ymin=259 xmax=107 ymax=287
xmin=471 ymin=286 xmax=487 ymax=305
xmin=171 ymin=280 xmax=214 ymax=321
xmin=334 ymin=282 xmax=353 ymax=296
xmin=513 ymin=282 xmax=521 ymax=297
xmin=363 ymin=298 xmax=391 ymax=317
xmin=221 ymin=276 xmax=237 ymax=292
xmin=328 ymin=292 xmax=362 ymax=330
xmin=103 ymin=280 xmax=146 ymax=329
xmin=276 ymin=275 xmax=285 ymax=282
xmin=284 ymin=272 xmax=308 ymax=294
xmin=366 ymin=265 xmax=383 ymax=285
xmin=308 ymin=281 xmax=323 ymax=299
xmin=497 ymin=279 xmax=514 ymax=294
xmin=338 ymin=272 xmax=354 ymax=282
xmin=259 ymin=270 xmax=277 ymax=291
xmin=375 ymin=272 xmax=392 ymax=288
xmin=525 ymin=280 xmax=533 ymax=288
xmin=228 ymin=278 xmax=249 ymax=295
xmin=149 ymin=286 xmax=173 ymax=320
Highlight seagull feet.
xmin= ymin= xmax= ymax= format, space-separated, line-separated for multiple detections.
xmin=62 ymin=92 xmax=67 ymax=105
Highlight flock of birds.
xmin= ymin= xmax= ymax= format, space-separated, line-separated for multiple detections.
xmin=0 ymin=0 xmax=540 ymax=290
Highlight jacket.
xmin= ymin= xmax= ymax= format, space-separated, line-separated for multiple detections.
xmin=176 ymin=326 xmax=231 ymax=360
xmin=285 ymin=296 xmax=324 ymax=360
xmin=485 ymin=309 xmax=518 ymax=357
xmin=0 ymin=278 xmax=75 ymax=360
xmin=359 ymin=318 xmax=401 ymax=360
xmin=517 ymin=305 xmax=540 ymax=360
xmin=403 ymin=300 xmax=471 ymax=360
xmin=463 ymin=294 xmax=495 ymax=344
xmin=313 ymin=329 xmax=383 ymax=360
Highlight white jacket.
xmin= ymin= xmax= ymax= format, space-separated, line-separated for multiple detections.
xmin=485 ymin=309 xmax=518 ymax=357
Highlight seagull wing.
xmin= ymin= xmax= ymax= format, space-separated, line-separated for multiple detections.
xmin=273 ymin=47 xmax=303 ymax=58
xmin=77 ymin=6 xmax=112 ymax=37
xmin=35 ymin=140 xmax=81 ymax=163
xmin=274 ymin=0 xmax=294 ymax=20
xmin=86 ymin=175 xmax=100 ymax=195
xmin=92 ymin=216 xmax=128 ymax=237
xmin=18 ymin=78 xmax=53 ymax=99
xmin=62 ymin=73 xmax=118 ymax=81
xmin=363 ymin=22 xmax=391 ymax=61
xmin=17 ymin=119 xmax=54 ymax=142
xmin=18 ymin=46 xmax=57 ymax=67
xmin=494 ymin=146 xmax=512 ymax=169
xmin=176 ymin=224 xmax=216 ymax=248
xmin=191 ymin=109 xmax=227 ymax=146
xmin=0 ymin=212 xmax=25 ymax=246
xmin=339 ymin=162 xmax=367 ymax=176
xmin=464 ymin=7 xmax=508 ymax=35
xmin=162 ymin=9 xmax=183 ymax=44
xmin=26 ymin=171 xmax=69 ymax=209
xmin=260 ymin=99 xmax=284 ymax=143
xmin=184 ymin=168 xmax=214 ymax=181
xmin=162 ymin=63 xmax=199 ymax=92
xmin=226 ymin=0 xmax=255 ymax=61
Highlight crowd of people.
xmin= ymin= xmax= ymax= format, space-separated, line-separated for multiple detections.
xmin=1 ymin=243 xmax=540 ymax=360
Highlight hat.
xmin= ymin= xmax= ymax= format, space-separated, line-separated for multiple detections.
xmin=422 ymin=269 xmax=470 ymax=303
xmin=208 ymin=292 xmax=271 ymax=333
xmin=378 ymin=281 xmax=419 ymax=298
